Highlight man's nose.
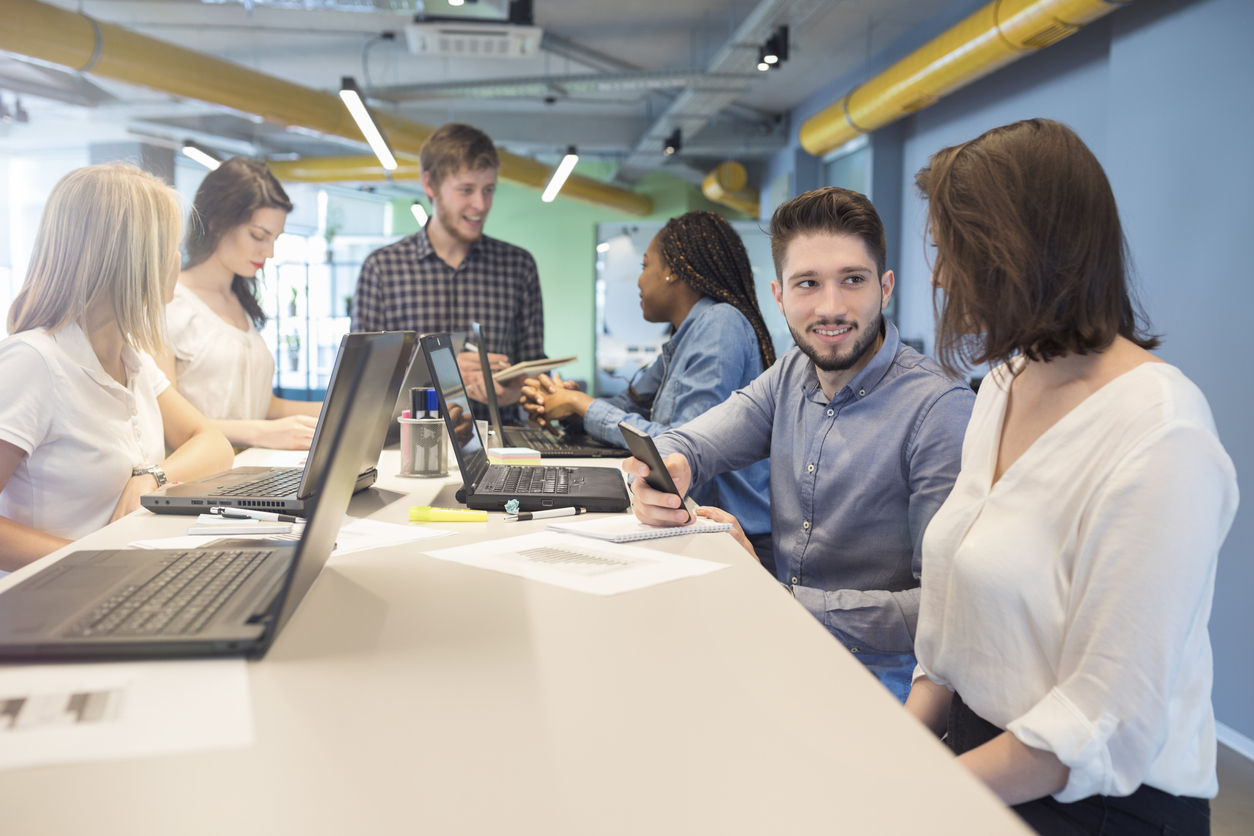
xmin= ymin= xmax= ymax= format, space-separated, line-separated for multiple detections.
xmin=814 ymin=282 xmax=849 ymax=320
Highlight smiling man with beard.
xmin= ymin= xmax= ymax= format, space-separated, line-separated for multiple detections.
xmin=352 ymin=123 xmax=544 ymax=412
xmin=624 ymin=187 xmax=974 ymax=701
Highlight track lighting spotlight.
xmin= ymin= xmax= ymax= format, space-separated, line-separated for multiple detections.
xmin=663 ymin=128 xmax=682 ymax=157
xmin=761 ymin=25 xmax=789 ymax=70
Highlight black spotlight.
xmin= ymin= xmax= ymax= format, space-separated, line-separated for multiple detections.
xmin=663 ymin=128 xmax=682 ymax=157
xmin=762 ymin=25 xmax=789 ymax=70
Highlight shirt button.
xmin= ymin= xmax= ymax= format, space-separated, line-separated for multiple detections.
xmin=802 ymin=521 xmax=810 ymax=530
xmin=858 ymin=389 xmax=866 ymax=397
xmin=807 ymin=464 xmax=815 ymax=473
xmin=135 ymin=427 xmax=142 ymax=437
xmin=850 ymin=648 xmax=860 ymax=654
xmin=826 ymin=409 xmax=834 ymax=417
xmin=791 ymin=576 xmax=799 ymax=584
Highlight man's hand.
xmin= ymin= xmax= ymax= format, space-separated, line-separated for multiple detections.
xmin=519 ymin=373 xmax=590 ymax=421
xmin=695 ymin=506 xmax=756 ymax=561
xmin=446 ymin=402 xmax=475 ymax=446
xmin=457 ymin=350 xmax=511 ymax=404
xmin=622 ymin=452 xmax=694 ymax=526
xmin=111 ymin=473 xmax=159 ymax=523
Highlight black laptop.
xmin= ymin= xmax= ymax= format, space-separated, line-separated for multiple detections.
xmin=421 ymin=332 xmax=631 ymax=514
xmin=142 ymin=331 xmax=415 ymax=516
xmin=468 ymin=321 xmax=628 ymax=459
xmin=0 ymin=337 xmax=389 ymax=661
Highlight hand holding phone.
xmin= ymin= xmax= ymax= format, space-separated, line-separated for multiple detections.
xmin=618 ymin=422 xmax=697 ymax=525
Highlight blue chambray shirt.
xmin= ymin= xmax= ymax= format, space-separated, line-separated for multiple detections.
xmin=582 ymin=297 xmax=771 ymax=536
xmin=655 ymin=319 xmax=973 ymax=658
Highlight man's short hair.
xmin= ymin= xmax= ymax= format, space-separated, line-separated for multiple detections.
xmin=420 ymin=123 xmax=500 ymax=187
xmin=768 ymin=187 xmax=887 ymax=279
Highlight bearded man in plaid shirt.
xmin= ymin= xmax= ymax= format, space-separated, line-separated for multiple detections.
xmin=352 ymin=123 xmax=544 ymax=409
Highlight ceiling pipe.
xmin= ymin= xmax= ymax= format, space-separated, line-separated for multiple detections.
xmin=701 ymin=161 xmax=760 ymax=217
xmin=799 ymin=0 xmax=1134 ymax=157
xmin=0 ymin=0 xmax=652 ymax=216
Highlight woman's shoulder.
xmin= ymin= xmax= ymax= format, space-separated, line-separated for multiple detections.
xmin=689 ymin=301 xmax=756 ymax=343
xmin=0 ymin=329 xmax=59 ymax=371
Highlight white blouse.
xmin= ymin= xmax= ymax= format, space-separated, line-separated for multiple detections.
xmin=915 ymin=361 xmax=1238 ymax=803
xmin=0 ymin=324 xmax=169 ymax=540
xmin=166 ymin=283 xmax=274 ymax=421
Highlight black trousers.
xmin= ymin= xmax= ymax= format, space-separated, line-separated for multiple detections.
xmin=946 ymin=692 xmax=1211 ymax=836
xmin=746 ymin=531 xmax=776 ymax=578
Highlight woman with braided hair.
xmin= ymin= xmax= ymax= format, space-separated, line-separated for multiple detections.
xmin=521 ymin=211 xmax=776 ymax=568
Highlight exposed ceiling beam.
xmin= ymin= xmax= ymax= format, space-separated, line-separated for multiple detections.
xmin=368 ymin=68 xmax=757 ymax=103
xmin=617 ymin=0 xmax=832 ymax=181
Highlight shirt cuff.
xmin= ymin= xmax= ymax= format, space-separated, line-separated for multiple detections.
xmin=582 ymin=398 xmax=622 ymax=445
xmin=1005 ymin=686 xmax=1118 ymax=802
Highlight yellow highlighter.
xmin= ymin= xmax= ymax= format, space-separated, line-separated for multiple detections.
xmin=409 ymin=506 xmax=488 ymax=523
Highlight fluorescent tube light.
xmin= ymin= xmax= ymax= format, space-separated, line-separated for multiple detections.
xmin=339 ymin=77 xmax=398 ymax=172
xmin=411 ymin=202 xmax=429 ymax=225
xmin=182 ymin=143 xmax=221 ymax=171
xmin=541 ymin=146 xmax=578 ymax=203
xmin=596 ymin=242 xmax=610 ymax=253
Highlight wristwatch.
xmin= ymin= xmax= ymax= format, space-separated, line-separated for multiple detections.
xmin=132 ymin=464 xmax=168 ymax=488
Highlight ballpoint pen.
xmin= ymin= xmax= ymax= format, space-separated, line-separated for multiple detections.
xmin=209 ymin=506 xmax=301 ymax=523
xmin=504 ymin=507 xmax=586 ymax=522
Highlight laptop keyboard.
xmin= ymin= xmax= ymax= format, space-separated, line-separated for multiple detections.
xmin=480 ymin=466 xmax=571 ymax=495
xmin=65 ymin=550 xmax=275 ymax=638
xmin=210 ymin=469 xmax=302 ymax=497
xmin=511 ymin=429 xmax=562 ymax=450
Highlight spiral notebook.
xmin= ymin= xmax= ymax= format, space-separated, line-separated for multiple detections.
xmin=546 ymin=514 xmax=732 ymax=543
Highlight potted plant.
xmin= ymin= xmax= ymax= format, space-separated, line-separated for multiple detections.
xmin=287 ymin=286 xmax=299 ymax=318
xmin=285 ymin=333 xmax=301 ymax=371
xmin=344 ymin=294 xmax=353 ymax=318
xmin=324 ymin=208 xmax=342 ymax=263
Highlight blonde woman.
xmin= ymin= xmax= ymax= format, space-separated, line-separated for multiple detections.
xmin=157 ymin=157 xmax=320 ymax=451
xmin=0 ymin=165 xmax=234 ymax=571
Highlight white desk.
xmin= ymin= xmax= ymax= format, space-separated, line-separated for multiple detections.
xmin=0 ymin=450 xmax=1029 ymax=834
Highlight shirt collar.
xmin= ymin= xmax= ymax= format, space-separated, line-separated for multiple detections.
xmin=665 ymin=296 xmax=716 ymax=357
xmin=801 ymin=317 xmax=902 ymax=402
xmin=52 ymin=322 xmax=142 ymax=393
xmin=412 ymin=223 xmax=486 ymax=266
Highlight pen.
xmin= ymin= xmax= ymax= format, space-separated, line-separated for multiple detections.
xmin=504 ymin=507 xmax=586 ymax=522
xmin=209 ymin=506 xmax=301 ymax=523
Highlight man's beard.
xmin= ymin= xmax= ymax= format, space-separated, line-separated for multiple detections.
xmin=789 ymin=311 xmax=883 ymax=373
xmin=433 ymin=195 xmax=481 ymax=245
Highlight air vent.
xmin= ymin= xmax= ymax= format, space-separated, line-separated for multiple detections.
xmin=404 ymin=24 xmax=543 ymax=59
xmin=1021 ymin=22 xmax=1078 ymax=49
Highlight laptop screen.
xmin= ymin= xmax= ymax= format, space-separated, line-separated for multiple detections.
xmin=422 ymin=334 xmax=489 ymax=487
xmin=469 ymin=321 xmax=505 ymax=444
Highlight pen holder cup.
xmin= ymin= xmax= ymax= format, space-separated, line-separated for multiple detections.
xmin=399 ymin=417 xmax=449 ymax=478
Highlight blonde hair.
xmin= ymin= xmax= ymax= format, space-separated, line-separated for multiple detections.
xmin=7 ymin=164 xmax=182 ymax=355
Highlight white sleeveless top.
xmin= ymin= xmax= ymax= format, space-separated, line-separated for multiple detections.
xmin=165 ymin=283 xmax=274 ymax=421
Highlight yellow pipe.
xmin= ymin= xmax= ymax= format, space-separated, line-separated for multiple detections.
xmin=800 ymin=0 xmax=1133 ymax=156
xmin=0 ymin=0 xmax=652 ymax=216
xmin=701 ymin=161 xmax=760 ymax=217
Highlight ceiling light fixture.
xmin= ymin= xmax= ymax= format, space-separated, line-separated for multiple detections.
xmin=541 ymin=145 xmax=578 ymax=203
xmin=662 ymin=128 xmax=682 ymax=157
xmin=181 ymin=141 xmax=221 ymax=171
xmin=596 ymin=242 xmax=610 ymax=253
xmin=762 ymin=26 xmax=789 ymax=71
xmin=411 ymin=201 xmax=429 ymax=226
xmin=340 ymin=76 xmax=397 ymax=172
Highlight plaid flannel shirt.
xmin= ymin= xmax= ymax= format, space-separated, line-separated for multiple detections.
xmin=351 ymin=226 xmax=545 ymax=366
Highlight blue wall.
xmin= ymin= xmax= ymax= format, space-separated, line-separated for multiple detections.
xmin=770 ymin=0 xmax=1254 ymax=741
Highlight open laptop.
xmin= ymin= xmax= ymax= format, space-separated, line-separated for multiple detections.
xmin=383 ymin=337 xmax=433 ymax=447
xmin=142 ymin=331 xmax=415 ymax=517
xmin=421 ymin=332 xmax=631 ymax=513
xmin=0 ymin=336 xmax=389 ymax=661
xmin=468 ymin=321 xmax=628 ymax=459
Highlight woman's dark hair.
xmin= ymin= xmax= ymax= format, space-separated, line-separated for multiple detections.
xmin=184 ymin=157 xmax=292 ymax=328
xmin=916 ymin=118 xmax=1158 ymax=376
xmin=658 ymin=211 xmax=776 ymax=370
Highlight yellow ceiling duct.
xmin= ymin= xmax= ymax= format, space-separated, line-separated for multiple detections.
xmin=701 ymin=161 xmax=760 ymax=217
xmin=800 ymin=0 xmax=1133 ymax=157
xmin=0 ymin=0 xmax=652 ymax=216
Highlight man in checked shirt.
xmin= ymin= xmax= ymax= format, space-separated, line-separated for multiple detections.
xmin=351 ymin=123 xmax=544 ymax=412
xmin=625 ymin=188 xmax=975 ymax=702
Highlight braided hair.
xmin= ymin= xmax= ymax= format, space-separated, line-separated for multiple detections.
xmin=658 ymin=211 xmax=776 ymax=370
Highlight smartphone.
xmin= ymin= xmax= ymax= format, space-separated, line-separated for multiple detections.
xmin=618 ymin=422 xmax=698 ymax=522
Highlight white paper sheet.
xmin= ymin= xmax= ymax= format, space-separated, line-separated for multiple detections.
xmin=421 ymin=531 xmax=728 ymax=595
xmin=129 ymin=516 xmax=454 ymax=556
xmin=0 ymin=658 xmax=252 ymax=771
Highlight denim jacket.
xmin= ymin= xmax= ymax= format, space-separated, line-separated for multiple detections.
xmin=583 ymin=297 xmax=771 ymax=536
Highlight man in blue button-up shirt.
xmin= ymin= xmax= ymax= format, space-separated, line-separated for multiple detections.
xmin=628 ymin=188 xmax=974 ymax=700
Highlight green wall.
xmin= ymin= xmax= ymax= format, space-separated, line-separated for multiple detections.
xmin=389 ymin=165 xmax=749 ymax=387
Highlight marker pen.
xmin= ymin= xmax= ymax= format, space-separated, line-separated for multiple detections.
xmin=210 ymin=506 xmax=300 ymax=523
xmin=409 ymin=506 xmax=487 ymax=523
xmin=504 ymin=507 xmax=586 ymax=522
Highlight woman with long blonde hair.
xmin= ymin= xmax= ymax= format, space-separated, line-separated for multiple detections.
xmin=0 ymin=164 xmax=234 ymax=571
